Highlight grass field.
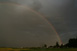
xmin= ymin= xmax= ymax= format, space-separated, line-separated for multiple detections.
xmin=0 ymin=48 xmax=77 ymax=51
xmin=25 ymin=48 xmax=77 ymax=51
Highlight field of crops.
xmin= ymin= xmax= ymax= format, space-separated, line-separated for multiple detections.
xmin=0 ymin=48 xmax=77 ymax=51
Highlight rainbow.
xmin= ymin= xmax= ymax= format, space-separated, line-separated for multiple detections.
xmin=0 ymin=2 xmax=63 ymax=44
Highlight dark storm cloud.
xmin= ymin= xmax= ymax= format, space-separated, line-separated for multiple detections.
xmin=0 ymin=3 xmax=60 ymax=47
xmin=29 ymin=0 xmax=42 ymax=11
xmin=0 ymin=0 xmax=42 ymax=11
xmin=38 ymin=0 xmax=77 ymax=43
xmin=13 ymin=0 xmax=42 ymax=11
xmin=0 ymin=0 xmax=77 ymax=46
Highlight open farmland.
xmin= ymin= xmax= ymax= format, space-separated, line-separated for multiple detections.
xmin=0 ymin=48 xmax=77 ymax=51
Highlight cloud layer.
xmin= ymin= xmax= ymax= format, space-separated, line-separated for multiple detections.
xmin=0 ymin=0 xmax=77 ymax=46
xmin=0 ymin=3 xmax=60 ymax=47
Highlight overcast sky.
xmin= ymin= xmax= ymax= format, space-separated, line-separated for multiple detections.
xmin=0 ymin=0 xmax=77 ymax=47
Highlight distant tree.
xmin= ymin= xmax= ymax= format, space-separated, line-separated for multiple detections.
xmin=42 ymin=44 xmax=47 ymax=48
xmin=54 ymin=42 xmax=60 ymax=48
xmin=65 ymin=38 xmax=77 ymax=48
xmin=56 ymin=42 xmax=59 ymax=47
xmin=60 ymin=44 xmax=64 ymax=48
xmin=48 ymin=46 xmax=53 ymax=48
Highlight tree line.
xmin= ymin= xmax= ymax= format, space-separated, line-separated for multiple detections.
xmin=43 ymin=37 xmax=77 ymax=48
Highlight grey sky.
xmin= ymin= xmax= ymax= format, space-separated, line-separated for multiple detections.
xmin=0 ymin=0 xmax=77 ymax=47
xmin=0 ymin=2 xmax=60 ymax=47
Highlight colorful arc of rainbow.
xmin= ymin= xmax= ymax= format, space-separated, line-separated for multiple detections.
xmin=0 ymin=2 xmax=63 ymax=44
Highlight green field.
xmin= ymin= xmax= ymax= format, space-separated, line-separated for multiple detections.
xmin=20 ymin=48 xmax=77 ymax=51
xmin=0 ymin=48 xmax=77 ymax=51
